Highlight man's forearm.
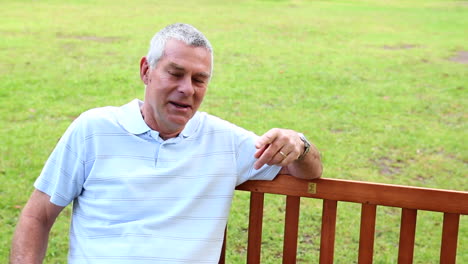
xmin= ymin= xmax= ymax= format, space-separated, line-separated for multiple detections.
xmin=11 ymin=190 xmax=63 ymax=264
xmin=10 ymin=215 xmax=52 ymax=263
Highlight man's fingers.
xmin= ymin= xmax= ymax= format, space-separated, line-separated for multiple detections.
xmin=278 ymin=149 xmax=298 ymax=167
xmin=254 ymin=142 xmax=282 ymax=169
xmin=254 ymin=128 xmax=303 ymax=170
xmin=254 ymin=145 xmax=268 ymax=159
xmin=255 ymin=128 xmax=279 ymax=149
xmin=254 ymin=144 xmax=274 ymax=169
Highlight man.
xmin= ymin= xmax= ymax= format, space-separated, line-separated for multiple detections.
xmin=10 ymin=23 xmax=322 ymax=263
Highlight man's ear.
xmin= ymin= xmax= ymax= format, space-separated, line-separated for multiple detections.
xmin=140 ymin=57 xmax=150 ymax=85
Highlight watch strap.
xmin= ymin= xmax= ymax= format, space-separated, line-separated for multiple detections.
xmin=297 ymin=133 xmax=311 ymax=160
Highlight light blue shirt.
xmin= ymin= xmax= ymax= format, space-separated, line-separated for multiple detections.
xmin=35 ymin=99 xmax=281 ymax=263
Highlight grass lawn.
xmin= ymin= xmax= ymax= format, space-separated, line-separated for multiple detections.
xmin=1 ymin=0 xmax=466 ymax=263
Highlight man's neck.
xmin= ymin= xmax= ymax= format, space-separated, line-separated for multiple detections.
xmin=140 ymin=106 xmax=182 ymax=140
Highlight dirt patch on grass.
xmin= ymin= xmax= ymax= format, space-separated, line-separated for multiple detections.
xmin=449 ymin=50 xmax=468 ymax=64
xmin=56 ymin=32 xmax=123 ymax=43
xmin=414 ymin=174 xmax=433 ymax=184
xmin=372 ymin=156 xmax=404 ymax=176
xmin=382 ymin=44 xmax=419 ymax=50
xmin=454 ymin=1 xmax=468 ymax=6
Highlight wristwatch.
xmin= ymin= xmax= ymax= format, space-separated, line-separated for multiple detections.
xmin=297 ymin=133 xmax=311 ymax=160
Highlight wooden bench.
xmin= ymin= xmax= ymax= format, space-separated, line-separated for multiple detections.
xmin=219 ymin=174 xmax=468 ymax=263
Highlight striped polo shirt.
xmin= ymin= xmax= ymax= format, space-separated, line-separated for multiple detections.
xmin=34 ymin=99 xmax=281 ymax=263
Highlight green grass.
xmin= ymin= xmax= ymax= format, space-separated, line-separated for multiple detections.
xmin=1 ymin=0 xmax=467 ymax=263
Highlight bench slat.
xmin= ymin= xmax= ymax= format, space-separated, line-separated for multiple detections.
xmin=283 ymin=195 xmax=300 ymax=264
xmin=440 ymin=213 xmax=460 ymax=264
xmin=236 ymin=175 xmax=468 ymax=214
xmin=247 ymin=192 xmax=264 ymax=264
xmin=358 ymin=203 xmax=377 ymax=264
xmin=319 ymin=199 xmax=337 ymax=264
xmin=219 ymin=228 xmax=226 ymax=264
xmin=398 ymin=208 xmax=417 ymax=264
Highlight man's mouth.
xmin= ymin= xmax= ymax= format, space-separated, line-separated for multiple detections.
xmin=170 ymin=101 xmax=191 ymax=109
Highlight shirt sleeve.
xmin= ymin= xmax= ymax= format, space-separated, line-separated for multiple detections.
xmin=34 ymin=115 xmax=87 ymax=207
xmin=232 ymin=125 xmax=281 ymax=186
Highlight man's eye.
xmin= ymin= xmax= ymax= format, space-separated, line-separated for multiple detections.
xmin=169 ymin=71 xmax=182 ymax=77
xmin=193 ymin=79 xmax=205 ymax=84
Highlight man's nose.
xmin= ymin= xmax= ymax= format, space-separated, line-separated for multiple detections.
xmin=177 ymin=77 xmax=195 ymax=96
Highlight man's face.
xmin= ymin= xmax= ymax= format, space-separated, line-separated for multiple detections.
xmin=140 ymin=39 xmax=212 ymax=138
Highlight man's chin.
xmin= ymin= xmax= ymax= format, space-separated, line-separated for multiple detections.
xmin=168 ymin=115 xmax=192 ymax=128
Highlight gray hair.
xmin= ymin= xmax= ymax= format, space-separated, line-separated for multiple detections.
xmin=146 ymin=23 xmax=213 ymax=72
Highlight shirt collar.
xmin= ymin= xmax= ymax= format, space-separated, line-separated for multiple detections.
xmin=181 ymin=111 xmax=200 ymax=138
xmin=118 ymin=99 xmax=200 ymax=138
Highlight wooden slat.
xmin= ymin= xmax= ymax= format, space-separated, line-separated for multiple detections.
xmin=218 ymin=227 xmax=227 ymax=264
xmin=236 ymin=175 xmax=468 ymax=214
xmin=282 ymin=195 xmax=301 ymax=264
xmin=319 ymin=199 xmax=337 ymax=264
xmin=440 ymin=213 xmax=460 ymax=264
xmin=398 ymin=208 xmax=418 ymax=264
xmin=358 ymin=203 xmax=377 ymax=264
xmin=247 ymin=192 xmax=264 ymax=264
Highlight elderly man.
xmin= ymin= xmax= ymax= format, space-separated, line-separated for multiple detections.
xmin=10 ymin=23 xmax=322 ymax=263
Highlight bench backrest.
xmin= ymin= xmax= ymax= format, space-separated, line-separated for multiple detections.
xmin=219 ymin=174 xmax=468 ymax=264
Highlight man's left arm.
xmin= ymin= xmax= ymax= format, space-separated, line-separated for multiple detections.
xmin=254 ymin=128 xmax=322 ymax=180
